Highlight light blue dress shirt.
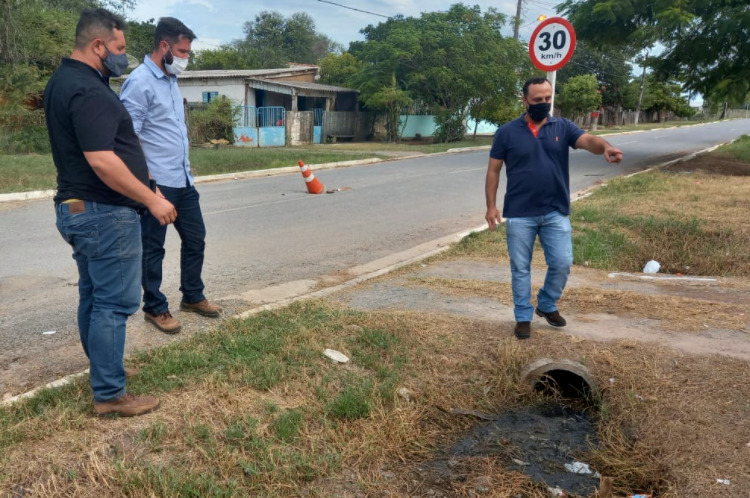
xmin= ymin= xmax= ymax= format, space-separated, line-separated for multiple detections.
xmin=120 ymin=56 xmax=193 ymax=188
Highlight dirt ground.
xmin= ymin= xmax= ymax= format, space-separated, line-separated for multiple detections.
xmin=2 ymin=153 xmax=750 ymax=497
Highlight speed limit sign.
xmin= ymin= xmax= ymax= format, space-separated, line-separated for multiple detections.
xmin=528 ymin=17 xmax=576 ymax=71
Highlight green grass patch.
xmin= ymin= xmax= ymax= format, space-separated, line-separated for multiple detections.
xmin=434 ymin=139 xmax=750 ymax=277
xmin=189 ymin=146 xmax=387 ymax=177
xmin=570 ymin=172 xmax=748 ymax=275
xmin=717 ymin=134 xmax=750 ymax=162
xmin=0 ymin=154 xmax=56 ymax=194
xmin=0 ymin=301 xmax=402 ymax=494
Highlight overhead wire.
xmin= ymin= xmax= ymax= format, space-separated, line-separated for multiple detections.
xmin=315 ymin=0 xmax=390 ymax=18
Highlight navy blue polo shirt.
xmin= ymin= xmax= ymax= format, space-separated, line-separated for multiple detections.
xmin=490 ymin=114 xmax=584 ymax=218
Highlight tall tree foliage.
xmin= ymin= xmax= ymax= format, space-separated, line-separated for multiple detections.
xmin=556 ymin=74 xmax=601 ymax=121
xmin=192 ymin=11 xmax=341 ymax=70
xmin=622 ymin=74 xmax=694 ymax=122
xmin=560 ymin=0 xmax=749 ymax=102
xmin=0 ymin=0 xmax=139 ymax=108
xmin=557 ymin=41 xmax=632 ymax=116
xmin=318 ymin=52 xmax=362 ymax=87
xmin=350 ymin=4 xmax=531 ymax=143
xmin=125 ymin=18 xmax=156 ymax=61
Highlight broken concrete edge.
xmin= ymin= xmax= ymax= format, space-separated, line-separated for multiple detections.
xmin=608 ymin=272 xmax=717 ymax=282
xmin=520 ymin=358 xmax=599 ymax=397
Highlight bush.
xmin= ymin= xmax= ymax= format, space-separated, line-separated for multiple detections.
xmin=0 ymin=110 xmax=50 ymax=154
xmin=187 ymin=97 xmax=238 ymax=145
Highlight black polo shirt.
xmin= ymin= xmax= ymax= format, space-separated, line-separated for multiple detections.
xmin=44 ymin=58 xmax=149 ymax=207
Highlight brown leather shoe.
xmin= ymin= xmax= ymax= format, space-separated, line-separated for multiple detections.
xmin=535 ymin=308 xmax=567 ymax=327
xmin=125 ymin=367 xmax=138 ymax=378
xmin=514 ymin=321 xmax=531 ymax=339
xmin=180 ymin=299 xmax=222 ymax=317
xmin=144 ymin=311 xmax=181 ymax=334
xmin=94 ymin=393 xmax=160 ymax=417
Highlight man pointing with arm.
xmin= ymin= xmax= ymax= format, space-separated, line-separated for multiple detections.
xmin=485 ymin=77 xmax=623 ymax=340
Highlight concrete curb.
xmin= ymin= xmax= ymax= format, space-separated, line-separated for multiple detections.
xmin=0 ymin=158 xmax=384 ymax=203
xmin=0 ymin=120 xmax=731 ymax=204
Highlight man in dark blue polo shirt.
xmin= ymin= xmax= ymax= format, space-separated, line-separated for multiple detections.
xmin=485 ymin=77 xmax=623 ymax=340
xmin=44 ymin=8 xmax=177 ymax=416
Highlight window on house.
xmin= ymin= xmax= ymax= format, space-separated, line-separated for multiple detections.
xmin=202 ymin=91 xmax=219 ymax=103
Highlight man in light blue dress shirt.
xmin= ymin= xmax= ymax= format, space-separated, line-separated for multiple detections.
xmin=121 ymin=17 xmax=222 ymax=334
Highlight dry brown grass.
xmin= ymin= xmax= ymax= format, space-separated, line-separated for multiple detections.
xmin=406 ymin=276 xmax=750 ymax=332
xmin=2 ymin=303 xmax=749 ymax=497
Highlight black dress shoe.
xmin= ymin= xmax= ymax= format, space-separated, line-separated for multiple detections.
xmin=514 ymin=321 xmax=531 ymax=339
xmin=535 ymin=308 xmax=567 ymax=327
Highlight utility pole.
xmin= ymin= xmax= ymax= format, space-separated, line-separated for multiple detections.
xmin=513 ymin=0 xmax=523 ymax=41
xmin=634 ymin=63 xmax=647 ymax=125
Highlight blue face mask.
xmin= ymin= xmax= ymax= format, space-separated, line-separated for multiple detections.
xmin=101 ymin=45 xmax=129 ymax=77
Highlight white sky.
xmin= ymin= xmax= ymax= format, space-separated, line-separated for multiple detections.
xmin=126 ymin=0 xmax=557 ymax=51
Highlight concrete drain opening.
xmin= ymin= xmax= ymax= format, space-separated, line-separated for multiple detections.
xmin=421 ymin=359 xmax=602 ymax=496
xmin=522 ymin=358 xmax=599 ymax=403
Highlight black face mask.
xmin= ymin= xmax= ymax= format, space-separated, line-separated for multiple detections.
xmin=527 ymin=102 xmax=551 ymax=122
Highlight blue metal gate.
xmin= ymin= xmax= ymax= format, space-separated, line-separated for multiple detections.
xmin=313 ymin=108 xmax=324 ymax=144
xmin=233 ymin=106 xmax=286 ymax=147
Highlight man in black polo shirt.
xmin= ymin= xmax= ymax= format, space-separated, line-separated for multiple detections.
xmin=44 ymin=8 xmax=177 ymax=417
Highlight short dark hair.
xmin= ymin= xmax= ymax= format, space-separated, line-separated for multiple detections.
xmin=154 ymin=17 xmax=196 ymax=49
xmin=75 ymin=8 xmax=125 ymax=49
xmin=523 ymin=77 xmax=551 ymax=96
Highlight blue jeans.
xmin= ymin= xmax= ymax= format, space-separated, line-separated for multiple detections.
xmin=506 ymin=211 xmax=573 ymax=322
xmin=141 ymin=184 xmax=206 ymax=315
xmin=55 ymin=201 xmax=141 ymax=402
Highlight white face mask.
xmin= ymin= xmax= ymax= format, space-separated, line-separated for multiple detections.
xmin=165 ymin=55 xmax=188 ymax=75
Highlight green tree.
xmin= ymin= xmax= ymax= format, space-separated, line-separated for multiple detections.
xmin=125 ymin=18 xmax=155 ymax=61
xmin=190 ymin=42 xmax=255 ymax=70
xmin=560 ymin=0 xmax=749 ymax=102
xmin=0 ymin=1 xmax=79 ymax=108
xmin=557 ymin=41 xmax=632 ymax=121
xmin=351 ymin=4 xmax=530 ymax=143
xmin=318 ymin=52 xmax=361 ymax=87
xmin=362 ymin=74 xmax=412 ymax=142
xmin=556 ymin=74 xmax=602 ymax=121
xmin=241 ymin=11 xmax=340 ymax=68
xmin=191 ymin=11 xmax=340 ymax=70
xmin=622 ymin=75 xmax=694 ymax=122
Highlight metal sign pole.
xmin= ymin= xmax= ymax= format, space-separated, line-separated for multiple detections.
xmin=547 ymin=70 xmax=556 ymax=116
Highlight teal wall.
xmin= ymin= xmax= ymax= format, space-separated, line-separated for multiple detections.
xmin=399 ymin=115 xmax=497 ymax=138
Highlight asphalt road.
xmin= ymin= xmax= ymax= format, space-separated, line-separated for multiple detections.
xmin=1 ymin=119 xmax=748 ymax=395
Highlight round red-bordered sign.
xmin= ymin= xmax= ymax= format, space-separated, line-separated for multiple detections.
xmin=528 ymin=17 xmax=576 ymax=71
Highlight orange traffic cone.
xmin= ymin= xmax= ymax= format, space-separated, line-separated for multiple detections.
xmin=298 ymin=160 xmax=325 ymax=194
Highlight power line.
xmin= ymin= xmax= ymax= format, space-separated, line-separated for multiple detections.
xmin=316 ymin=0 xmax=390 ymax=19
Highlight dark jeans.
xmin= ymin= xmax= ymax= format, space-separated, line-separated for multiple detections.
xmin=141 ymin=184 xmax=207 ymax=315
xmin=55 ymin=201 xmax=141 ymax=402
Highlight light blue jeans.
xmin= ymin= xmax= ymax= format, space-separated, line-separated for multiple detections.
xmin=506 ymin=211 xmax=573 ymax=322
xmin=56 ymin=201 xmax=142 ymax=402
